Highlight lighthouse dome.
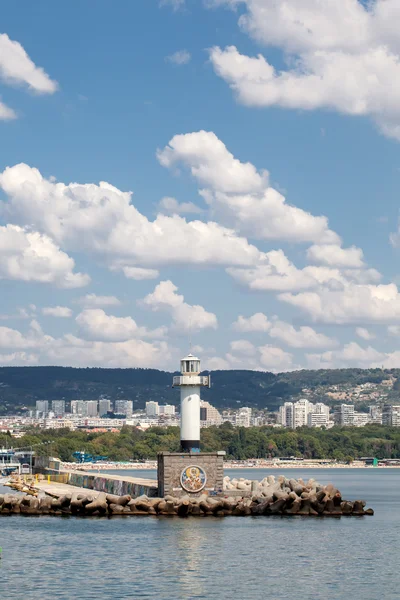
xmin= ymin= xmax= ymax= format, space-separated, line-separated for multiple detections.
xmin=180 ymin=353 xmax=201 ymax=375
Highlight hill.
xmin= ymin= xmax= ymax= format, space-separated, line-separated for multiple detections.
xmin=0 ymin=366 xmax=397 ymax=415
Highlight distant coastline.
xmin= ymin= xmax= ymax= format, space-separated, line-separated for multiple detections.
xmin=60 ymin=460 xmax=400 ymax=471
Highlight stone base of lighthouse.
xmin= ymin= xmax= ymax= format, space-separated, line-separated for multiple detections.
xmin=157 ymin=452 xmax=225 ymax=498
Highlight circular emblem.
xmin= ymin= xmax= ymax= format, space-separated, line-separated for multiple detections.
xmin=180 ymin=465 xmax=207 ymax=493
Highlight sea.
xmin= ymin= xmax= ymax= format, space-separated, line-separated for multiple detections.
xmin=0 ymin=468 xmax=399 ymax=600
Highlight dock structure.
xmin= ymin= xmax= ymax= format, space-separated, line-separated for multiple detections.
xmin=41 ymin=468 xmax=158 ymax=498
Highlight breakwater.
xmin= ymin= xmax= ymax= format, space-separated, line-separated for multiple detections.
xmin=0 ymin=475 xmax=374 ymax=517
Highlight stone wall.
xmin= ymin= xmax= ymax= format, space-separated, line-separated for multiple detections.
xmin=158 ymin=452 xmax=225 ymax=498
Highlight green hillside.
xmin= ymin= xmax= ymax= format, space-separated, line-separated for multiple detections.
xmin=0 ymin=366 xmax=397 ymax=415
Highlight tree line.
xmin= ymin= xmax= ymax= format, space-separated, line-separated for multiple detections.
xmin=1 ymin=423 xmax=399 ymax=462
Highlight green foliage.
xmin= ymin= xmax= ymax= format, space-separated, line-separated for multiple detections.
xmin=0 ymin=366 xmax=397 ymax=414
xmin=1 ymin=424 xmax=399 ymax=461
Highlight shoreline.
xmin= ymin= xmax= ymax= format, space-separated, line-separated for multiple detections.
xmin=60 ymin=461 xmax=400 ymax=471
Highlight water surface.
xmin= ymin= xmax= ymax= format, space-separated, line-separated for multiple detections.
xmin=0 ymin=469 xmax=398 ymax=600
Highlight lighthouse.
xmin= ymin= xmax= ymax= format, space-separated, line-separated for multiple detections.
xmin=173 ymin=353 xmax=210 ymax=452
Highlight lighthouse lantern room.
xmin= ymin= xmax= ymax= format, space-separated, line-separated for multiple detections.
xmin=173 ymin=353 xmax=210 ymax=452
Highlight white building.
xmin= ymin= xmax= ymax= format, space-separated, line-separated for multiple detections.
xmin=236 ymin=407 xmax=252 ymax=427
xmin=159 ymin=404 xmax=176 ymax=416
xmin=98 ymin=399 xmax=111 ymax=416
xmin=146 ymin=401 xmax=159 ymax=417
xmin=200 ymin=401 xmax=223 ymax=427
xmin=71 ymin=400 xmax=86 ymax=416
xmin=84 ymin=401 xmax=99 ymax=417
xmin=340 ymin=404 xmax=355 ymax=426
xmin=382 ymin=404 xmax=400 ymax=427
xmin=36 ymin=400 xmax=49 ymax=415
xmin=280 ymin=400 xmax=330 ymax=428
xmin=115 ymin=400 xmax=133 ymax=417
xmin=51 ymin=400 xmax=65 ymax=417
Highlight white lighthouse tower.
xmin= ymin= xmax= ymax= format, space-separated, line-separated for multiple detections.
xmin=173 ymin=353 xmax=210 ymax=452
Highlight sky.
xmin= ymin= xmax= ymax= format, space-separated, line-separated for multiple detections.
xmin=2 ymin=0 xmax=400 ymax=372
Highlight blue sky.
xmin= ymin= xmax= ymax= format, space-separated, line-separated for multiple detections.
xmin=1 ymin=0 xmax=400 ymax=371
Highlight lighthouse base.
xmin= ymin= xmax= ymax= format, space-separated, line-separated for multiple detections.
xmin=157 ymin=451 xmax=225 ymax=498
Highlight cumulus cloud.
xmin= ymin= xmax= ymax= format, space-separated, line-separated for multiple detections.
xmin=232 ymin=312 xmax=271 ymax=332
xmin=120 ymin=267 xmax=160 ymax=280
xmin=76 ymin=294 xmax=121 ymax=307
xmin=0 ymin=33 xmax=58 ymax=94
xmin=165 ymin=50 xmax=191 ymax=65
xmin=0 ymin=224 xmax=89 ymax=288
xmin=307 ymin=244 xmax=364 ymax=268
xmin=158 ymin=130 xmax=339 ymax=244
xmin=42 ymin=306 xmax=72 ymax=318
xmin=306 ymin=342 xmax=386 ymax=369
xmin=355 ymin=327 xmax=376 ymax=341
xmin=227 ymin=249 xmax=380 ymax=293
xmin=0 ymin=99 xmax=16 ymax=120
xmin=230 ymin=339 xmax=257 ymax=356
xmin=0 ymin=163 xmax=264 ymax=269
xmin=281 ymin=282 xmax=400 ymax=324
xmin=157 ymin=196 xmax=203 ymax=215
xmin=76 ymin=309 xmax=167 ymax=342
xmin=141 ymin=280 xmax=217 ymax=333
xmin=268 ymin=320 xmax=338 ymax=349
xmin=388 ymin=325 xmax=400 ymax=336
xmin=0 ymin=321 xmax=172 ymax=369
xmin=208 ymin=1 xmax=400 ymax=139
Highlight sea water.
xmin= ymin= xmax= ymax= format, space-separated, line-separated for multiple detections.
xmin=0 ymin=468 xmax=398 ymax=600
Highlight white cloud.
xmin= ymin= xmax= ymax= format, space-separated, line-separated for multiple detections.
xmin=0 ymin=33 xmax=58 ymax=94
xmin=42 ymin=306 xmax=72 ymax=318
xmin=141 ymin=280 xmax=217 ymax=333
xmin=76 ymin=294 xmax=121 ymax=307
xmin=387 ymin=325 xmax=400 ymax=336
xmin=0 ymin=163 xmax=264 ymax=269
xmin=230 ymin=339 xmax=256 ymax=355
xmin=208 ymin=2 xmax=400 ymax=140
xmin=306 ymin=342 xmax=386 ymax=369
xmin=0 ymin=320 xmax=52 ymax=350
xmin=307 ymin=244 xmax=364 ymax=268
xmin=0 ymin=351 xmax=38 ymax=365
xmin=281 ymin=282 xmax=400 ymax=324
xmin=227 ymin=249 xmax=380 ymax=293
xmin=0 ymin=322 xmax=172 ymax=369
xmin=121 ymin=267 xmax=160 ymax=280
xmin=356 ymin=327 xmax=376 ymax=341
xmin=76 ymin=309 xmax=167 ymax=342
xmin=158 ymin=196 xmax=203 ymax=215
xmin=232 ymin=312 xmax=271 ymax=332
xmin=0 ymin=224 xmax=89 ymax=288
xmin=258 ymin=345 xmax=294 ymax=372
xmin=268 ymin=320 xmax=338 ymax=349
xmin=165 ymin=50 xmax=191 ymax=65
xmin=45 ymin=335 xmax=172 ymax=369
xmin=0 ymin=99 xmax=16 ymax=120
xmin=158 ymin=130 xmax=339 ymax=244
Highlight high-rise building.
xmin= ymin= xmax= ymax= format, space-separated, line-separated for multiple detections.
xmin=200 ymin=401 xmax=222 ymax=427
xmin=236 ymin=407 xmax=252 ymax=427
xmin=36 ymin=400 xmax=49 ymax=415
xmin=340 ymin=404 xmax=355 ymax=426
xmin=146 ymin=401 xmax=159 ymax=417
xmin=280 ymin=400 xmax=330 ymax=428
xmin=159 ymin=404 xmax=176 ymax=416
xmin=51 ymin=400 xmax=65 ymax=417
xmin=84 ymin=401 xmax=98 ymax=417
xmin=115 ymin=400 xmax=133 ymax=417
xmin=98 ymin=399 xmax=111 ymax=417
xmin=71 ymin=400 xmax=85 ymax=415
xmin=382 ymin=404 xmax=400 ymax=427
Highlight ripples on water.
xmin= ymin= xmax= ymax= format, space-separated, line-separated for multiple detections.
xmin=0 ymin=469 xmax=399 ymax=600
